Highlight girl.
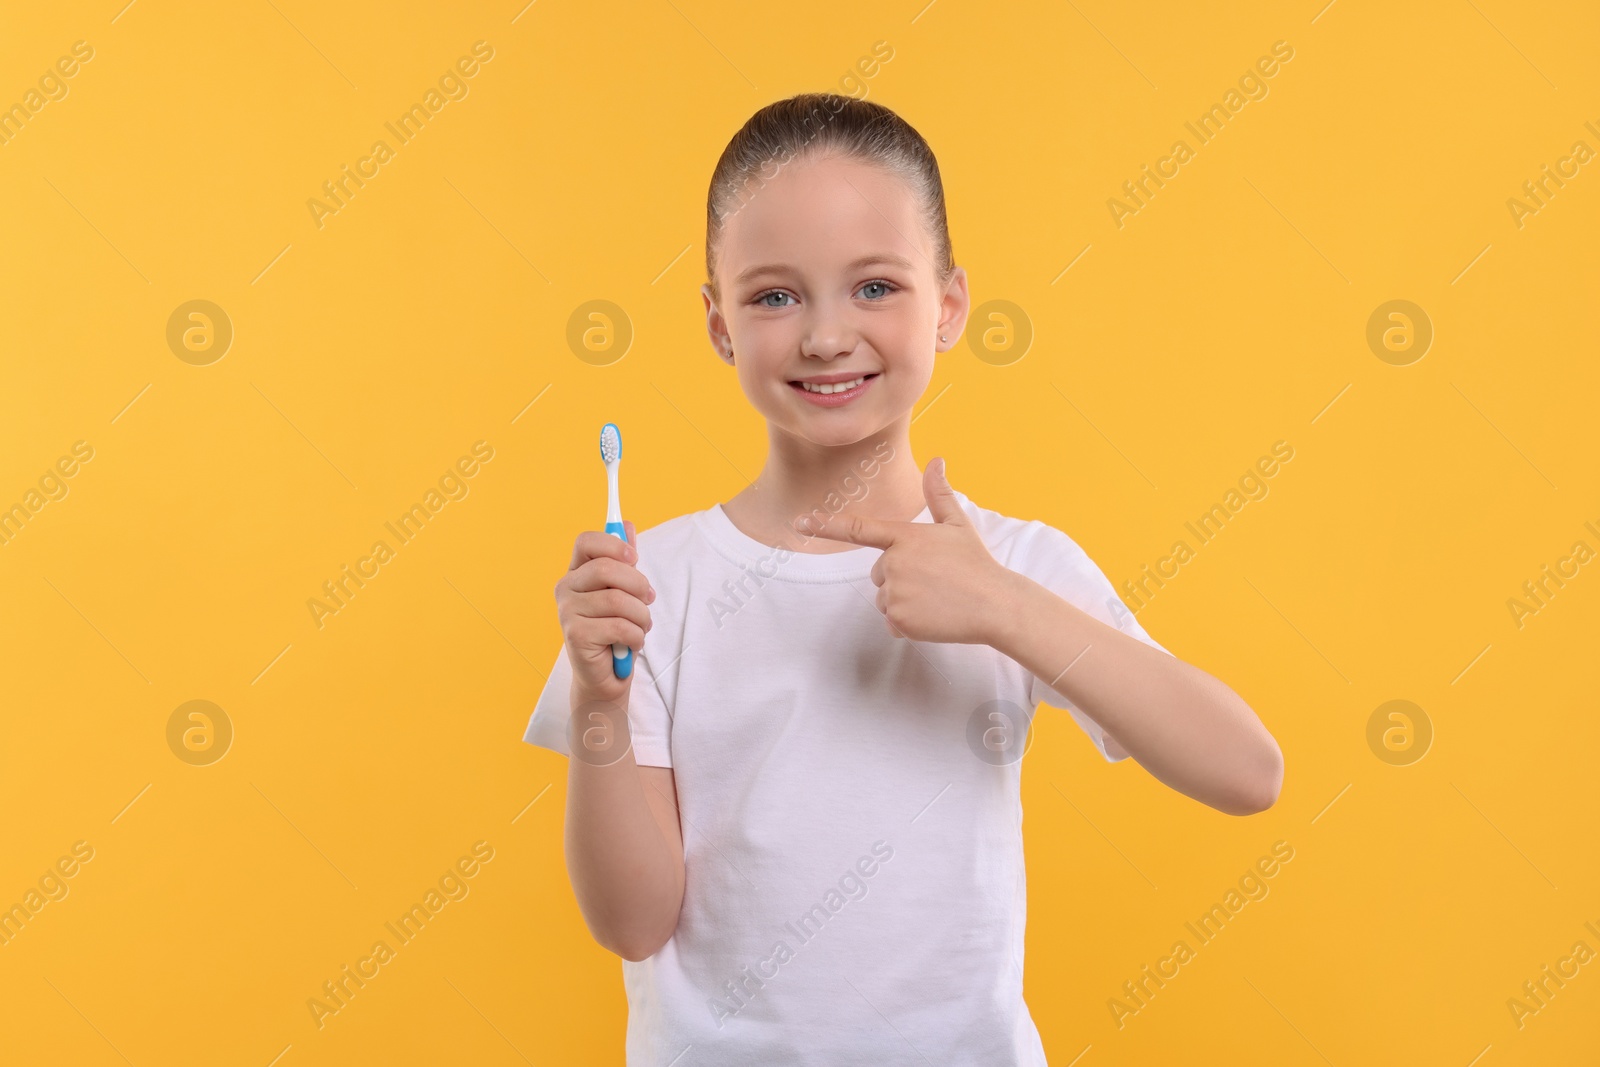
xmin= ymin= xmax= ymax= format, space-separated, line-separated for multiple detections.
xmin=525 ymin=92 xmax=1282 ymax=1065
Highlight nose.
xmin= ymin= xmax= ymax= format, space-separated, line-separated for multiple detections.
xmin=800 ymin=298 xmax=857 ymax=362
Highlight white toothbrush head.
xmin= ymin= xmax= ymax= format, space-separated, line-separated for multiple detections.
xmin=600 ymin=423 xmax=621 ymax=466
xmin=599 ymin=423 xmax=623 ymax=527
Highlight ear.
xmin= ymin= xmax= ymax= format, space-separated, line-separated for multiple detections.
xmin=702 ymin=284 xmax=733 ymax=365
xmin=935 ymin=266 xmax=971 ymax=353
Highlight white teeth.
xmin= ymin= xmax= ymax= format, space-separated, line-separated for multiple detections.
xmin=800 ymin=376 xmax=866 ymax=394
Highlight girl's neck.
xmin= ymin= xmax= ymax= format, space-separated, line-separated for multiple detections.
xmin=721 ymin=422 xmax=927 ymax=554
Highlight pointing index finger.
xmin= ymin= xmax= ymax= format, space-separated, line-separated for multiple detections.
xmin=798 ymin=512 xmax=901 ymax=550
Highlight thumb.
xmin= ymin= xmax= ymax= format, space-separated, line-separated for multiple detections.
xmin=924 ymin=457 xmax=966 ymax=525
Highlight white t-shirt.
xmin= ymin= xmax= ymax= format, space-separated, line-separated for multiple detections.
xmin=523 ymin=490 xmax=1170 ymax=1065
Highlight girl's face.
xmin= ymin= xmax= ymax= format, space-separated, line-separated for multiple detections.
xmin=702 ymin=153 xmax=968 ymax=450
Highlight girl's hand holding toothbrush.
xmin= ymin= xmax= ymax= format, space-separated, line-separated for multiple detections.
xmin=556 ymin=521 xmax=656 ymax=701
xmin=556 ymin=422 xmax=653 ymax=704
xmin=798 ymin=458 xmax=1019 ymax=647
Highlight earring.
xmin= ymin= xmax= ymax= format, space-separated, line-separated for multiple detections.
xmin=727 ymin=349 xmax=735 ymax=363
xmin=938 ymin=334 xmax=946 ymax=343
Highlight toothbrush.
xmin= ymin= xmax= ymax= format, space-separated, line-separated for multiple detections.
xmin=599 ymin=422 xmax=633 ymax=680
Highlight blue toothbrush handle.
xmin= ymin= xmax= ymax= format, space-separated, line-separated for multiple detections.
xmin=604 ymin=520 xmax=634 ymax=679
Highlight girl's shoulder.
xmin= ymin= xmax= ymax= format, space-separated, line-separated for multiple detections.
xmin=957 ymin=493 xmax=1093 ymax=570
xmin=627 ymin=507 xmax=712 ymax=578
xmin=632 ymin=507 xmax=708 ymax=550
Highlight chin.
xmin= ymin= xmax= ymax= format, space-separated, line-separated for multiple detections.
xmin=795 ymin=417 xmax=893 ymax=449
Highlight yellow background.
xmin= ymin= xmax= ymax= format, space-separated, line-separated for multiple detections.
xmin=2 ymin=1 xmax=1596 ymax=1063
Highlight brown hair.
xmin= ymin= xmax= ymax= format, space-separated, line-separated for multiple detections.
xmin=704 ymin=92 xmax=955 ymax=303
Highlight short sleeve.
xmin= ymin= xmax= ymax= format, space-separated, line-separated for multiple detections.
xmin=1012 ymin=522 xmax=1173 ymax=763
xmin=522 ymin=644 xmax=675 ymax=768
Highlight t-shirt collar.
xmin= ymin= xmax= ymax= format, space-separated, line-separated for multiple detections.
xmin=695 ymin=492 xmax=965 ymax=582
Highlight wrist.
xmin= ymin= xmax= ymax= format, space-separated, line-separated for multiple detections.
xmin=984 ymin=567 xmax=1037 ymax=654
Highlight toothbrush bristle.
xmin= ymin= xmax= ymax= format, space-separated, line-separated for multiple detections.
xmin=599 ymin=424 xmax=621 ymax=464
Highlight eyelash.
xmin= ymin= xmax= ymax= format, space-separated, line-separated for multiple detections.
xmin=753 ymin=279 xmax=899 ymax=307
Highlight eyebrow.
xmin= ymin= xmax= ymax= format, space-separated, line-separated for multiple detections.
xmin=732 ymin=253 xmax=918 ymax=287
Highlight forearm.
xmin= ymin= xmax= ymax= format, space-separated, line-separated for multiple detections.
xmin=991 ymin=574 xmax=1283 ymax=816
xmin=563 ymin=684 xmax=684 ymax=960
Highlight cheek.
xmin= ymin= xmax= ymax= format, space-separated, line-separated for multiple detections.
xmin=873 ymin=320 xmax=937 ymax=383
xmin=733 ymin=316 xmax=792 ymax=360
xmin=876 ymin=302 xmax=937 ymax=349
xmin=727 ymin=348 xmax=793 ymax=416
xmin=735 ymin=336 xmax=785 ymax=378
xmin=887 ymin=362 xmax=936 ymax=404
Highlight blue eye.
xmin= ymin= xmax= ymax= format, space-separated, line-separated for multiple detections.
xmin=859 ymin=280 xmax=897 ymax=300
xmin=755 ymin=290 xmax=794 ymax=308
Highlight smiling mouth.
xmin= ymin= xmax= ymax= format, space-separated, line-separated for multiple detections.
xmin=791 ymin=373 xmax=879 ymax=395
